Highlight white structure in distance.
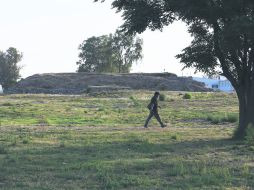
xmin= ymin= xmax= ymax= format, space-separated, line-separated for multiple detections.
xmin=193 ymin=77 xmax=234 ymax=92
xmin=0 ymin=85 xmax=3 ymax=94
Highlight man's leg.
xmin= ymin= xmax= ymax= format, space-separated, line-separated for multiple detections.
xmin=154 ymin=112 xmax=165 ymax=127
xmin=144 ymin=111 xmax=154 ymax=128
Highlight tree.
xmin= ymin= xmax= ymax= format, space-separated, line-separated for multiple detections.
xmin=76 ymin=35 xmax=112 ymax=72
xmin=77 ymin=30 xmax=143 ymax=73
xmin=96 ymin=0 xmax=254 ymax=138
xmin=111 ymin=30 xmax=143 ymax=73
xmin=0 ymin=47 xmax=22 ymax=90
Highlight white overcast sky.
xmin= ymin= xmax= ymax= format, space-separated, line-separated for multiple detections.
xmin=0 ymin=0 xmax=201 ymax=78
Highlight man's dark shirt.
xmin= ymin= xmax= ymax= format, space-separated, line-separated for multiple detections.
xmin=150 ymin=96 xmax=158 ymax=113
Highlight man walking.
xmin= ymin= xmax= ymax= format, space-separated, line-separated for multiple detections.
xmin=144 ymin=91 xmax=166 ymax=128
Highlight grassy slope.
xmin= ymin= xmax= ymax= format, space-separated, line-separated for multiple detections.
xmin=0 ymin=91 xmax=253 ymax=190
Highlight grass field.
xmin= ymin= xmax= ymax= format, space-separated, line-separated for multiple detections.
xmin=0 ymin=91 xmax=253 ymax=189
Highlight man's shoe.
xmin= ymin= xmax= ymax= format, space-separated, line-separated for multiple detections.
xmin=161 ymin=124 xmax=166 ymax=128
xmin=144 ymin=126 xmax=148 ymax=128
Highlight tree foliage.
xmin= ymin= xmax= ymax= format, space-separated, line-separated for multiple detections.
xmin=0 ymin=47 xmax=22 ymax=90
xmin=96 ymin=0 xmax=254 ymax=138
xmin=77 ymin=30 xmax=143 ymax=73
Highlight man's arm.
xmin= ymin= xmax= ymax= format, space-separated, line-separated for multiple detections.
xmin=150 ymin=103 xmax=154 ymax=111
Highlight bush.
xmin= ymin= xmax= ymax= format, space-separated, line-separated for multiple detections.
xmin=129 ymin=96 xmax=140 ymax=106
xmin=0 ymin=145 xmax=7 ymax=154
xmin=129 ymin=96 xmax=135 ymax=100
xmin=22 ymin=139 xmax=29 ymax=144
xmin=98 ymin=107 xmax=105 ymax=112
xmin=159 ymin=93 xmax=166 ymax=101
xmin=224 ymin=114 xmax=238 ymax=123
xmin=207 ymin=115 xmax=221 ymax=124
xmin=207 ymin=113 xmax=238 ymax=124
xmin=245 ymin=124 xmax=254 ymax=145
xmin=183 ymin=93 xmax=192 ymax=99
xmin=86 ymin=87 xmax=91 ymax=93
xmin=59 ymin=141 xmax=66 ymax=148
xmin=171 ymin=134 xmax=180 ymax=140
xmin=2 ymin=102 xmax=13 ymax=106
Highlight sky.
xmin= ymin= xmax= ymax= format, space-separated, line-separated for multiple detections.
xmin=0 ymin=0 xmax=200 ymax=78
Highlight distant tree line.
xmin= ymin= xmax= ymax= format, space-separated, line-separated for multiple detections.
xmin=76 ymin=30 xmax=143 ymax=73
xmin=0 ymin=47 xmax=22 ymax=91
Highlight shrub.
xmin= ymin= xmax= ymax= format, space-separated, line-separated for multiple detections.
xmin=159 ymin=93 xmax=166 ymax=101
xmin=11 ymin=137 xmax=17 ymax=146
xmin=249 ymin=146 xmax=254 ymax=151
xmin=0 ymin=145 xmax=7 ymax=154
xmin=207 ymin=115 xmax=221 ymax=124
xmin=60 ymin=141 xmax=66 ymax=148
xmin=98 ymin=107 xmax=105 ymax=112
xmin=183 ymin=93 xmax=192 ymax=99
xmin=129 ymin=96 xmax=140 ymax=106
xmin=245 ymin=124 xmax=254 ymax=145
xmin=86 ymin=87 xmax=91 ymax=93
xmin=129 ymin=96 xmax=135 ymax=100
xmin=226 ymin=114 xmax=238 ymax=123
xmin=22 ymin=139 xmax=29 ymax=144
xmin=2 ymin=102 xmax=13 ymax=106
xmin=207 ymin=113 xmax=238 ymax=124
xmin=171 ymin=134 xmax=180 ymax=140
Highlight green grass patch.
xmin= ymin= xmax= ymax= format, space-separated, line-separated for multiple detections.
xmin=0 ymin=91 xmax=251 ymax=189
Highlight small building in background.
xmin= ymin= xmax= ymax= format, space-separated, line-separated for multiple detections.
xmin=193 ymin=77 xmax=234 ymax=92
xmin=217 ymin=80 xmax=234 ymax=92
xmin=0 ymin=85 xmax=3 ymax=94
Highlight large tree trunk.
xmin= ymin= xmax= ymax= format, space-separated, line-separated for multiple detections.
xmin=235 ymin=83 xmax=254 ymax=139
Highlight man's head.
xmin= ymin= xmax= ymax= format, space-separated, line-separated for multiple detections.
xmin=154 ymin=91 xmax=160 ymax=98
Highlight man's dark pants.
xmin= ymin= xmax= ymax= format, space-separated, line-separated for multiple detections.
xmin=144 ymin=111 xmax=164 ymax=128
